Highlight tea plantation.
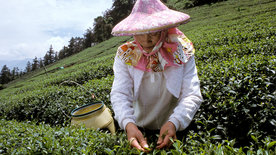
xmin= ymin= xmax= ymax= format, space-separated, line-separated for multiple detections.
xmin=0 ymin=0 xmax=275 ymax=154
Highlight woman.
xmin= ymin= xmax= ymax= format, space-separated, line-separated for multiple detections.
xmin=110 ymin=0 xmax=203 ymax=151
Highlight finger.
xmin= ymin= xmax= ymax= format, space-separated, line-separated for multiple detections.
xmin=136 ymin=133 xmax=148 ymax=148
xmin=140 ymin=140 xmax=149 ymax=149
xmin=130 ymin=138 xmax=144 ymax=151
xmin=157 ymin=129 xmax=168 ymax=145
xmin=157 ymin=135 xmax=163 ymax=145
xmin=156 ymin=135 xmax=171 ymax=149
xmin=164 ymin=135 xmax=177 ymax=148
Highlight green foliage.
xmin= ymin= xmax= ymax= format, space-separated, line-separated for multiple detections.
xmin=0 ymin=84 xmax=5 ymax=90
xmin=0 ymin=119 xmax=135 ymax=154
xmin=166 ymin=0 xmax=228 ymax=10
xmin=0 ymin=75 xmax=115 ymax=126
xmin=0 ymin=0 xmax=275 ymax=154
xmin=195 ymin=54 xmax=276 ymax=146
xmin=181 ymin=126 xmax=276 ymax=155
xmin=1 ymin=119 xmax=275 ymax=154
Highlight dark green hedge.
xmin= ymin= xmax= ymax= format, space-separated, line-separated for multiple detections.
xmin=195 ymin=54 xmax=275 ymax=147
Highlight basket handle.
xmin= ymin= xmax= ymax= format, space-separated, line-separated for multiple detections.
xmin=59 ymin=80 xmax=96 ymax=99
xmin=58 ymin=80 xmax=96 ymax=119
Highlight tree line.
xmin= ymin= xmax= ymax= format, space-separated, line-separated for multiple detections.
xmin=0 ymin=0 xmax=226 ymax=86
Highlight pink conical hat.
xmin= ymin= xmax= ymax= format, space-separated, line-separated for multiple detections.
xmin=111 ymin=0 xmax=190 ymax=36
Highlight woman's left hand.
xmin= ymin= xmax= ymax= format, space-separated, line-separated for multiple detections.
xmin=156 ymin=121 xmax=177 ymax=149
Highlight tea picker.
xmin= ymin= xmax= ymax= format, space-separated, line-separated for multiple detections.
xmin=110 ymin=0 xmax=202 ymax=150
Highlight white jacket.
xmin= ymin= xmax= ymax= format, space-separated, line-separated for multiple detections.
xmin=110 ymin=55 xmax=203 ymax=131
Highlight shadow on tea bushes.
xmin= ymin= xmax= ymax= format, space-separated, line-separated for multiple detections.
xmin=0 ymin=85 xmax=94 ymax=126
xmin=196 ymin=54 xmax=276 ymax=147
xmin=0 ymin=75 xmax=115 ymax=127
xmin=180 ymin=121 xmax=276 ymax=154
xmin=83 ymin=75 xmax=114 ymax=108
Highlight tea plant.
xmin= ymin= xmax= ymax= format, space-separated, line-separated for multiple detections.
xmin=1 ymin=119 xmax=275 ymax=154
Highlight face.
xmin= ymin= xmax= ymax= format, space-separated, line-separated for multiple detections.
xmin=134 ymin=31 xmax=161 ymax=52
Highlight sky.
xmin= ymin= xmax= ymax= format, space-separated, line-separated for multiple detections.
xmin=0 ymin=0 xmax=113 ymax=70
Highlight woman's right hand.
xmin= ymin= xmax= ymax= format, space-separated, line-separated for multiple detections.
xmin=125 ymin=122 xmax=149 ymax=152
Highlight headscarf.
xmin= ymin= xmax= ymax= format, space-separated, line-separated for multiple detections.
xmin=117 ymin=28 xmax=195 ymax=72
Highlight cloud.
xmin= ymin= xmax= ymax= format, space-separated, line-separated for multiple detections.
xmin=0 ymin=0 xmax=113 ymax=63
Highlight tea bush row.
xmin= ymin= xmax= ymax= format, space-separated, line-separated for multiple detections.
xmin=1 ymin=54 xmax=274 ymax=150
xmin=193 ymin=14 xmax=275 ymax=62
xmin=195 ymin=54 xmax=276 ymax=147
xmin=0 ymin=86 xmax=88 ymax=125
xmin=1 ymin=119 xmax=275 ymax=154
xmin=0 ymin=119 xmax=132 ymax=154
xmin=0 ymin=54 xmax=115 ymax=125
xmin=0 ymin=54 xmax=114 ymax=98
xmin=0 ymin=75 xmax=114 ymax=126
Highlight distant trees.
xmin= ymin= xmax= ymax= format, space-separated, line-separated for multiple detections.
xmin=44 ymin=45 xmax=55 ymax=66
xmin=39 ymin=58 xmax=44 ymax=68
xmin=32 ymin=57 xmax=39 ymax=71
xmin=55 ymin=0 xmax=136 ymax=60
xmin=68 ymin=37 xmax=85 ymax=55
xmin=25 ymin=61 xmax=32 ymax=73
xmin=11 ymin=67 xmax=20 ymax=80
xmin=109 ymin=0 xmax=136 ymax=25
xmin=89 ymin=0 xmax=135 ymax=43
xmin=0 ymin=65 xmax=11 ymax=84
xmin=0 ymin=65 xmax=23 ymax=86
xmin=57 ymin=37 xmax=85 ymax=60
xmin=83 ymin=28 xmax=94 ymax=48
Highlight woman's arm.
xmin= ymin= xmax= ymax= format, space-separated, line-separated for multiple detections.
xmin=168 ymin=56 xmax=203 ymax=131
xmin=110 ymin=55 xmax=136 ymax=130
xmin=111 ymin=55 xmax=149 ymax=151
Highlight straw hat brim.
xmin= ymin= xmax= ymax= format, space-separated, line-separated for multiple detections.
xmin=112 ymin=9 xmax=190 ymax=36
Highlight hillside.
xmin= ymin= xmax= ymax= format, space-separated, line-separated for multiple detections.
xmin=0 ymin=0 xmax=275 ymax=154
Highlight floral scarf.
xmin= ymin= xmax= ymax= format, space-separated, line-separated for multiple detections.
xmin=116 ymin=28 xmax=195 ymax=72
